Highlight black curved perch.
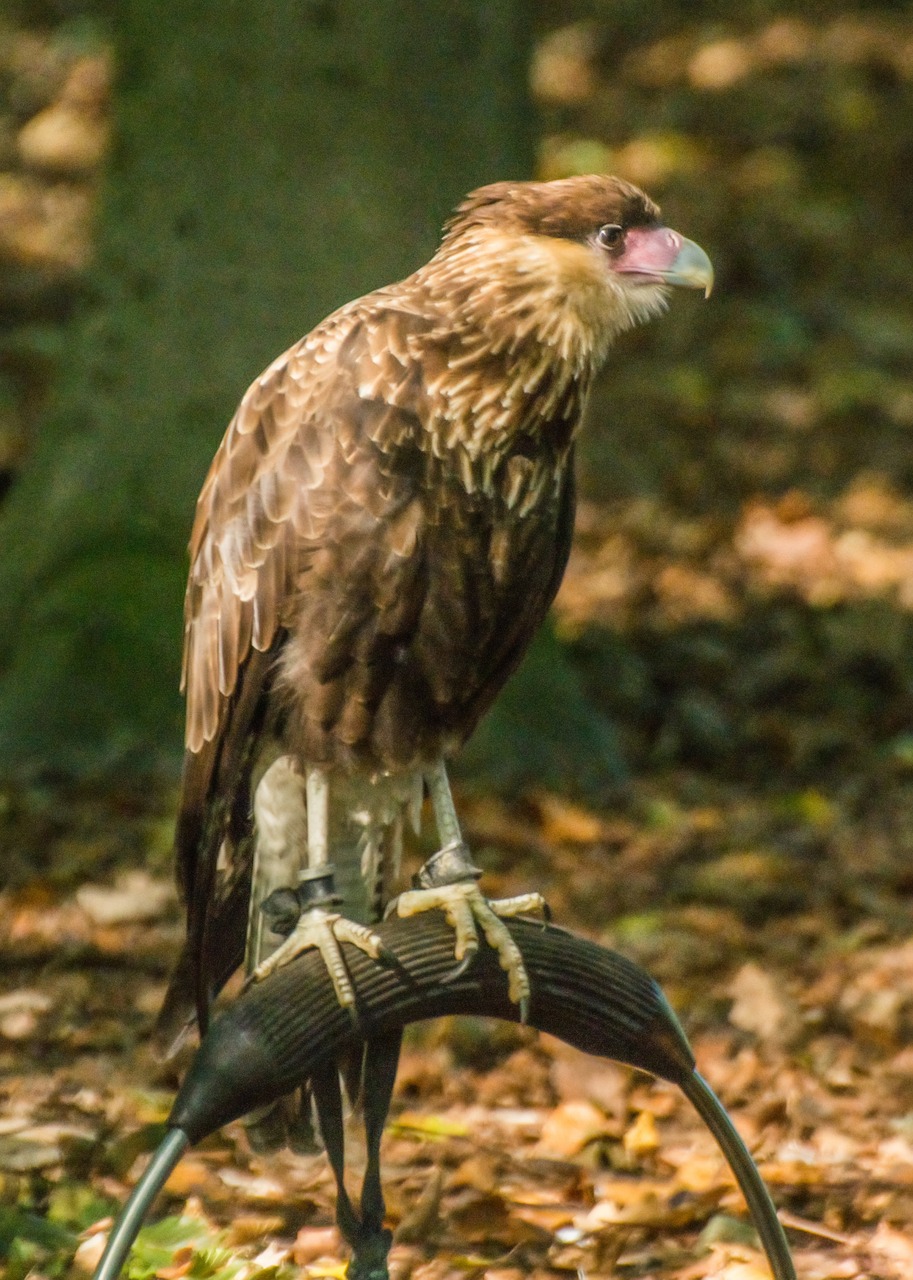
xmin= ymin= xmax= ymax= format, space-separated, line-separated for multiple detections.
xmin=94 ymin=916 xmax=796 ymax=1280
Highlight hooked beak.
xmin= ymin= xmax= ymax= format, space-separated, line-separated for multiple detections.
xmin=613 ymin=226 xmax=714 ymax=298
xmin=661 ymin=236 xmax=715 ymax=297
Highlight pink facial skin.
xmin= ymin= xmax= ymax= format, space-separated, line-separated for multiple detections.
xmin=611 ymin=226 xmax=714 ymax=295
xmin=615 ymin=225 xmax=686 ymax=278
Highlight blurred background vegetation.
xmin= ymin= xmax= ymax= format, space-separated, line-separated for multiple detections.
xmin=1 ymin=0 xmax=913 ymax=809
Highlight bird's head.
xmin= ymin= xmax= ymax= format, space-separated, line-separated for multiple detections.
xmin=439 ymin=175 xmax=713 ymax=361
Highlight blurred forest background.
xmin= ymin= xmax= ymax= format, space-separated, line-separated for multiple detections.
xmin=6 ymin=3 xmax=913 ymax=1279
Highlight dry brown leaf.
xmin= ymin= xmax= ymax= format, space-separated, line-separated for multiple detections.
xmin=395 ymin=1169 xmax=445 ymax=1244
xmin=162 ymin=1157 xmax=214 ymax=1196
xmin=76 ymin=871 xmax=175 ymax=925
xmin=869 ymin=1222 xmax=913 ymax=1276
xmin=534 ymin=793 xmax=605 ymax=844
xmin=511 ymin=1201 xmax=575 ymax=1232
xmin=535 ymin=1100 xmax=609 ymax=1158
xmin=580 ymin=1181 xmax=715 ymax=1229
xmin=293 ymin=1226 xmax=344 ymax=1266
xmin=155 ymin=1245 xmax=194 ymax=1280
xmin=448 ymin=1154 xmax=498 ymax=1193
xmin=728 ymin=963 xmax=802 ymax=1048
xmin=708 ymin=1258 xmax=772 ymax=1280
xmin=549 ymin=1045 xmax=629 ymax=1119
xmin=447 ymin=1191 xmax=512 ymax=1244
xmin=225 ymin=1213 xmax=286 ymax=1246
xmin=72 ymin=1231 xmax=108 ymax=1274
xmin=623 ymin=1109 xmax=661 ymax=1158
xmin=673 ymin=1153 xmax=730 ymax=1195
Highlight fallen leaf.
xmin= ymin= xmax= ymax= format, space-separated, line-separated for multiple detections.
xmin=870 ymin=1220 xmax=913 ymax=1270
xmin=217 ymin=1167 xmax=286 ymax=1199
xmin=76 ymin=871 xmax=175 ymax=925
xmin=448 ymin=1154 xmax=498 ymax=1193
xmin=535 ymin=793 xmax=605 ymax=843
xmin=73 ymin=1231 xmax=107 ymax=1273
xmin=252 ymin=1240 xmax=293 ymax=1268
xmin=535 ymin=1100 xmax=609 ymax=1158
xmin=154 ymin=1244 xmax=195 ymax=1279
xmin=728 ymin=962 xmax=802 ymax=1047
xmin=623 ymin=1110 xmax=661 ymax=1158
xmin=293 ymin=1226 xmax=344 ymax=1266
xmin=304 ymin=1263 xmax=348 ymax=1280
xmin=162 ymin=1158 xmax=214 ymax=1197
xmin=392 ymin=1113 xmax=469 ymax=1139
xmin=225 ymin=1213 xmax=285 ymax=1246
xmin=394 ymin=1169 xmax=444 ymax=1244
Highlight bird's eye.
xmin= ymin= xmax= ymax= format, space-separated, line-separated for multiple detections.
xmin=597 ymin=224 xmax=624 ymax=249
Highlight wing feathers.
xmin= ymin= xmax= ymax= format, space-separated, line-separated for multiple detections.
xmin=217 ymin=595 xmax=239 ymax=697
xmin=169 ymin=283 xmax=582 ymax=1043
xmin=181 ymin=306 xmax=429 ymax=757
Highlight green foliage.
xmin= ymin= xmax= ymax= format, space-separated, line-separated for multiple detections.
xmin=0 ymin=1205 xmax=75 ymax=1257
xmin=46 ymin=1181 xmax=119 ymax=1232
xmin=123 ymin=1216 xmax=298 ymax=1280
xmin=461 ymin=622 xmax=627 ymax=796
xmin=0 ymin=550 xmax=185 ymax=775
xmin=123 ymin=1217 xmax=220 ymax=1280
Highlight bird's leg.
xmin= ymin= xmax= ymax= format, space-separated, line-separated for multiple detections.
xmin=308 ymin=1035 xmax=399 ymax=1280
xmin=310 ymin=1061 xmax=364 ymax=1257
xmin=241 ymin=755 xmax=313 ymax=1151
xmin=245 ymin=755 xmax=309 ymax=976
xmin=252 ymin=765 xmax=393 ymax=1017
xmin=390 ymin=759 xmax=548 ymax=1020
xmin=349 ymin=1032 xmax=402 ymax=1280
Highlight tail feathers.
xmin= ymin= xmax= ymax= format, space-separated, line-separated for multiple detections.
xmin=152 ymin=870 xmax=250 ymax=1060
xmin=151 ymin=940 xmax=199 ymax=1061
xmin=244 ymin=1087 xmax=321 ymax=1155
xmin=242 ymin=1045 xmax=369 ymax=1156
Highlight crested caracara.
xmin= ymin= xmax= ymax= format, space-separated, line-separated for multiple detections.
xmin=156 ymin=174 xmax=713 ymax=1060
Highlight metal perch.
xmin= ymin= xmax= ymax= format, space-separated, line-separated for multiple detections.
xmin=94 ymin=914 xmax=796 ymax=1280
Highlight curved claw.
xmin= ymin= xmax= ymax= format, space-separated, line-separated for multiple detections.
xmin=438 ymin=949 xmax=478 ymax=986
xmin=375 ymin=943 xmax=400 ymax=969
xmin=251 ymin=909 xmax=394 ymax=1018
xmin=392 ymin=882 xmax=546 ymax=1011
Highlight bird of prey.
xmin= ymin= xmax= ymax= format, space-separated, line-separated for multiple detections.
xmin=155 ymin=174 xmax=712 ymax=1068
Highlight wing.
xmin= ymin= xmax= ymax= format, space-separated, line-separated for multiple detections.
xmin=157 ymin=296 xmax=436 ymax=1049
xmin=158 ymin=285 xmax=582 ymax=1051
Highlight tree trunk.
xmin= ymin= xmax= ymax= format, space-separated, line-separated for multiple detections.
xmin=0 ymin=0 xmax=534 ymax=776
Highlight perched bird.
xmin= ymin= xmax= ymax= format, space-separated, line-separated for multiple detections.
xmin=156 ymin=174 xmax=712 ymax=1063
